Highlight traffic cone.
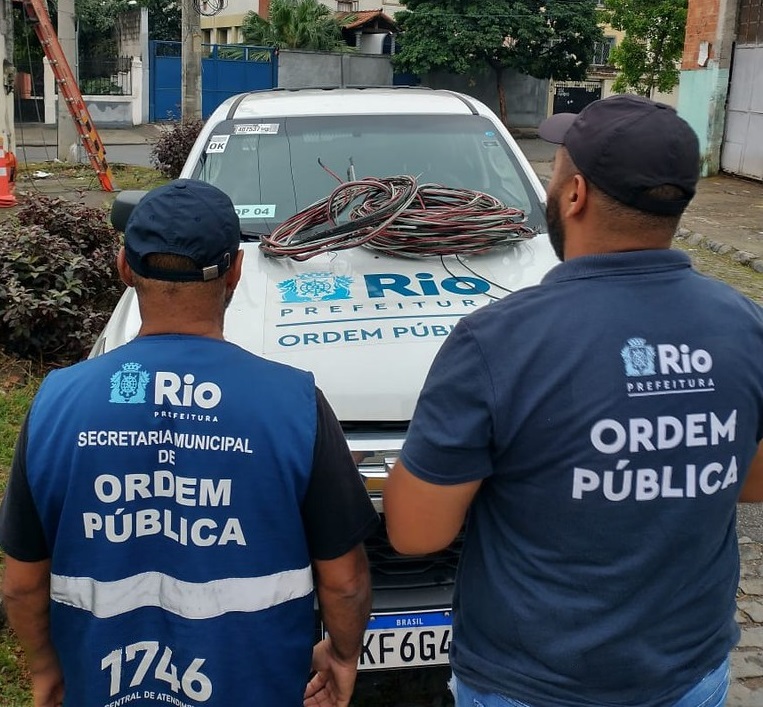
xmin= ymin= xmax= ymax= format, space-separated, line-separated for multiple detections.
xmin=0 ymin=137 xmax=18 ymax=208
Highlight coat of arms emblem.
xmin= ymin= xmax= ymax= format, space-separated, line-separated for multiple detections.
xmin=621 ymin=338 xmax=656 ymax=377
xmin=278 ymin=273 xmax=353 ymax=303
xmin=110 ymin=362 xmax=151 ymax=404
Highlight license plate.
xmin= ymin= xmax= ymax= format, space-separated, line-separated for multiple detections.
xmin=356 ymin=610 xmax=452 ymax=670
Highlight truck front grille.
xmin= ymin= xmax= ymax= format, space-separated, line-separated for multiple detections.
xmin=365 ymin=516 xmax=464 ymax=591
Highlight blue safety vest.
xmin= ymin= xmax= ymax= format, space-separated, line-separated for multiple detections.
xmin=26 ymin=335 xmax=317 ymax=707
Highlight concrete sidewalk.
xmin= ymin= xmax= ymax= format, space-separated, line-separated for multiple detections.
xmin=14 ymin=122 xmax=165 ymax=147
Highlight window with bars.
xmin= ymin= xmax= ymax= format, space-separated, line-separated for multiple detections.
xmin=337 ymin=0 xmax=358 ymax=10
xmin=738 ymin=0 xmax=763 ymax=44
xmin=592 ymin=37 xmax=616 ymax=66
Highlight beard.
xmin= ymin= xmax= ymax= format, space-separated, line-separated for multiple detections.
xmin=545 ymin=190 xmax=566 ymax=262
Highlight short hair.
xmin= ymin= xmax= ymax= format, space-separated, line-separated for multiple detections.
xmin=588 ymin=183 xmax=684 ymax=234
xmin=132 ymin=253 xmax=225 ymax=296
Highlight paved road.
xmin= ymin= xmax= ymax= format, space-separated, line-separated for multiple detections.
xmin=15 ymin=143 xmax=153 ymax=168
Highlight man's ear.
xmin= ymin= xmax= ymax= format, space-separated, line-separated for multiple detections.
xmin=116 ymin=247 xmax=135 ymax=288
xmin=566 ymin=175 xmax=589 ymax=217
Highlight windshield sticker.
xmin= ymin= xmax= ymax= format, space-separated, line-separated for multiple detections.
xmin=206 ymin=135 xmax=230 ymax=153
xmin=235 ymin=204 xmax=277 ymax=219
xmin=234 ymin=123 xmax=280 ymax=135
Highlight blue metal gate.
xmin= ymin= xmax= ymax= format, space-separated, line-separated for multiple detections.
xmin=149 ymin=41 xmax=278 ymax=122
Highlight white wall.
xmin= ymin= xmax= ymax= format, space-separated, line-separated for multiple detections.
xmin=0 ymin=0 xmax=14 ymax=153
xmin=319 ymin=0 xmax=403 ymax=15
xmin=44 ymin=56 xmax=146 ymax=126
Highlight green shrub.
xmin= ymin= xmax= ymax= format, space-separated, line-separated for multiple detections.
xmin=150 ymin=118 xmax=205 ymax=179
xmin=0 ymin=196 xmax=123 ymax=364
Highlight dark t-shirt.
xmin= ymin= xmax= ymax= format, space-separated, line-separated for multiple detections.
xmin=401 ymin=250 xmax=763 ymax=707
xmin=0 ymin=388 xmax=377 ymax=563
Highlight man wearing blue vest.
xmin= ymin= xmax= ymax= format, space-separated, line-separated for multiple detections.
xmin=0 ymin=179 xmax=378 ymax=707
xmin=385 ymin=95 xmax=763 ymax=707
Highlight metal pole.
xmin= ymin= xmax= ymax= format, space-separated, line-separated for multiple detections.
xmin=181 ymin=0 xmax=202 ymax=120
xmin=57 ymin=0 xmax=80 ymax=161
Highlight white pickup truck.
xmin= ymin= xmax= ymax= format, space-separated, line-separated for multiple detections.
xmin=95 ymin=86 xmax=558 ymax=673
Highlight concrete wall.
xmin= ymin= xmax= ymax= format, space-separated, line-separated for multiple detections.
xmin=0 ymin=0 xmax=14 ymax=153
xmin=117 ymin=8 xmax=143 ymax=57
xmin=599 ymin=78 xmax=680 ymax=107
xmin=678 ymin=0 xmax=738 ymax=175
xmin=278 ymin=50 xmax=393 ymax=88
xmin=44 ymin=57 xmax=145 ymax=126
xmin=115 ymin=8 xmax=149 ymax=123
xmin=422 ymin=70 xmax=549 ymax=128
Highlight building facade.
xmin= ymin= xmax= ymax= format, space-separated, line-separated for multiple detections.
xmin=200 ymin=0 xmax=404 ymax=50
xmin=679 ymin=0 xmax=763 ymax=179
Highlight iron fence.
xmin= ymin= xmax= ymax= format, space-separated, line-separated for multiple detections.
xmin=78 ymin=56 xmax=133 ymax=96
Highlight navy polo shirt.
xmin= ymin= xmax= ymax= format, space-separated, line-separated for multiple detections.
xmin=401 ymin=250 xmax=763 ymax=706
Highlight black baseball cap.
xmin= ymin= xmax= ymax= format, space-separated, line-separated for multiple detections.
xmin=538 ymin=94 xmax=700 ymax=216
xmin=124 ymin=179 xmax=240 ymax=282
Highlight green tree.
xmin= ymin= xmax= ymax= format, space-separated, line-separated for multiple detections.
xmin=603 ymin=0 xmax=688 ymax=96
xmin=74 ymin=0 xmax=180 ymax=43
xmin=143 ymin=0 xmax=181 ymax=42
xmin=392 ymin=0 xmax=602 ymax=126
xmin=242 ymin=0 xmax=345 ymax=51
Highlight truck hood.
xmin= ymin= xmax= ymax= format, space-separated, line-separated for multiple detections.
xmin=98 ymin=236 xmax=558 ymax=422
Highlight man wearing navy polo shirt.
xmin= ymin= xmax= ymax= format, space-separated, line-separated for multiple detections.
xmin=385 ymin=95 xmax=763 ymax=707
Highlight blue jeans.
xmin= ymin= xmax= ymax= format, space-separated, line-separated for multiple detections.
xmin=449 ymin=657 xmax=730 ymax=707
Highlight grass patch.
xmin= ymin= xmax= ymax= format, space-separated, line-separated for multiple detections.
xmin=111 ymin=164 xmax=169 ymax=191
xmin=0 ymin=353 xmax=41 ymax=707
xmin=675 ymin=240 xmax=763 ymax=305
xmin=0 ymin=635 xmax=32 ymax=707
xmin=0 ymin=355 xmax=41 ymax=487
xmin=16 ymin=162 xmax=168 ymax=192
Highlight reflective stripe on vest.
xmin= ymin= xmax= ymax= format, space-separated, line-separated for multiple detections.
xmin=51 ymin=566 xmax=314 ymax=619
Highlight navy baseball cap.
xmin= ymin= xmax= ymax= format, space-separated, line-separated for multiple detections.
xmin=538 ymin=95 xmax=700 ymax=216
xmin=124 ymin=179 xmax=240 ymax=282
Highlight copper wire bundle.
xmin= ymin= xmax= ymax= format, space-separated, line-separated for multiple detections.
xmin=259 ymin=175 xmax=537 ymax=261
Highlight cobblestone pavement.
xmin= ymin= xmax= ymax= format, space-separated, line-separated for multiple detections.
xmin=730 ymin=537 xmax=763 ymax=705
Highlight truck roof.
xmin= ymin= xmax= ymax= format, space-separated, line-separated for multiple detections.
xmin=218 ymin=87 xmax=487 ymax=121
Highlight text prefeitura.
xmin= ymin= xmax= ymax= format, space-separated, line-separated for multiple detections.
xmin=573 ymin=410 xmax=740 ymax=501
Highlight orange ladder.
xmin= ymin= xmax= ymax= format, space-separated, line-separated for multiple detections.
xmin=16 ymin=0 xmax=117 ymax=191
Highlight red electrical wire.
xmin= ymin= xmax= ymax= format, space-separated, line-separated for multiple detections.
xmin=259 ymin=176 xmax=538 ymax=261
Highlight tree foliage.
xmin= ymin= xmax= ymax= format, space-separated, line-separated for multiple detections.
xmin=603 ymin=0 xmax=687 ymax=96
xmin=242 ymin=0 xmax=345 ymax=51
xmin=393 ymin=0 xmax=602 ymax=125
xmin=73 ymin=0 xmax=180 ymax=42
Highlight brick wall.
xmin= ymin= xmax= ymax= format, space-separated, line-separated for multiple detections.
xmin=683 ymin=0 xmax=722 ymax=69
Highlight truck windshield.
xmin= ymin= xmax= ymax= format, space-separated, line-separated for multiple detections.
xmin=193 ymin=114 xmax=546 ymax=235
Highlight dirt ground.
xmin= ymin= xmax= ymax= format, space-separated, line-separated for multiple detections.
xmin=682 ymin=174 xmax=763 ymax=260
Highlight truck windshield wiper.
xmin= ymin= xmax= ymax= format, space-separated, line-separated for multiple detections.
xmin=240 ymin=230 xmax=269 ymax=242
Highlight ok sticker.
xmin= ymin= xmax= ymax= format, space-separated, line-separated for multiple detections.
xmin=206 ymin=135 xmax=230 ymax=153
xmin=235 ymin=204 xmax=277 ymax=219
